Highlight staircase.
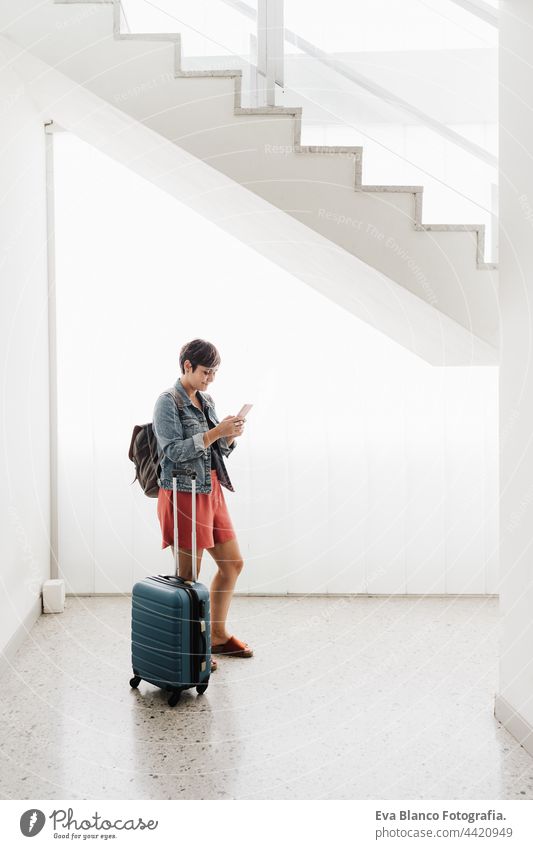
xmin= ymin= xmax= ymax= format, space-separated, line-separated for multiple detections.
xmin=0 ymin=0 xmax=499 ymax=349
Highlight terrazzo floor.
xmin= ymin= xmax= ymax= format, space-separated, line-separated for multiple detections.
xmin=0 ymin=594 xmax=532 ymax=800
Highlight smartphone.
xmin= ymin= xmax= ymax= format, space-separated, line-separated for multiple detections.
xmin=236 ymin=404 xmax=253 ymax=419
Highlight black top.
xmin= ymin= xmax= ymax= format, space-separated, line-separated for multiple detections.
xmin=196 ymin=394 xmax=225 ymax=480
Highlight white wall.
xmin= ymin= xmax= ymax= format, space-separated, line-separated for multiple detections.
xmin=53 ymin=131 xmax=498 ymax=596
xmin=496 ymin=0 xmax=533 ymax=748
xmin=0 ymin=58 xmax=50 ymax=662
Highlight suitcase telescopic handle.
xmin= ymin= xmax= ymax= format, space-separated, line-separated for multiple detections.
xmin=172 ymin=468 xmax=198 ymax=583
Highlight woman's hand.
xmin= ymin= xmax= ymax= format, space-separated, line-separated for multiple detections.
xmin=217 ymin=415 xmax=245 ymax=439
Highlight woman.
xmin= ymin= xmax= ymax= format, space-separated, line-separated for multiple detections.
xmin=152 ymin=338 xmax=253 ymax=672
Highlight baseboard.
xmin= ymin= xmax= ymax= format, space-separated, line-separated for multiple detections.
xmin=232 ymin=592 xmax=499 ymax=598
xmin=494 ymin=693 xmax=533 ymax=757
xmin=0 ymin=596 xmax=42 ymax=682
xmin=67 ymin=592 xmax=499 ymax=598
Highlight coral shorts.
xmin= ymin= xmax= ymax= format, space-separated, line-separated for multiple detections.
xmin=157 ymin=469 xmax=236 ymax=551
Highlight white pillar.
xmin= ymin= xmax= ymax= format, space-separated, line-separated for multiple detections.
xmin=45 ymin=121 xmax=59 ymax=582
xmin=495 ymin=0 xmax=533 ymax=752
xmin=257 ymin=0 xmax=284 ymax=106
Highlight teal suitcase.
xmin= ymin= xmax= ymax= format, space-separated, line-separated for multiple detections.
xmin=129 ymin=469 xmax=211 ymax=706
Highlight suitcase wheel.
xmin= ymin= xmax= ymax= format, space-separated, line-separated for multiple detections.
xmin=129 ymin=676 xmax=141 ymax=689
xmin=196 ymin=682 xmax=208 ymax=695
xmin=168 ymin=690 xmax=182 ymax=707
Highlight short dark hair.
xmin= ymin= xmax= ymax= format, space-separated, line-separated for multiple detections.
xmin=179 ymin=339 xmax=221 ymax=374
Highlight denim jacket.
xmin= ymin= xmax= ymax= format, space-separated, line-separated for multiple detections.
xmin=153 ymin=377 xmax=236 ymax=493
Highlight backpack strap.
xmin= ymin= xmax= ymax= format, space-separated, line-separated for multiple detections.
xmin=128 ymin=424 xmax=144 ymax=462
xmin=169 ymin=386 xmax=184 ymax=410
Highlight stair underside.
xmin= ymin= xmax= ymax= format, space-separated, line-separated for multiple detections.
xmin=0 ymin=0 xmax=500 ymax=355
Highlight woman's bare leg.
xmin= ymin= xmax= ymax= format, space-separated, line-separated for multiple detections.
xmin=206 ymin=537 xmax=244 ymax=645
xmin=168 ymin=545 xmax=204 ymax=581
